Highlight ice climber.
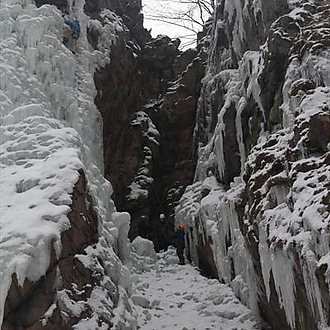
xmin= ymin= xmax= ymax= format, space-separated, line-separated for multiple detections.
xmin=62 ymin=11 xmax=80 ymax=54
xmin=171 ymin=224 xmax=185 ymax=265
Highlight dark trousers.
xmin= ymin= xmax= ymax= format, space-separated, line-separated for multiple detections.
xmin=157 ymin=233 xmax=168 ymax=252
xmin=176 ymin=246 xmax=184 ymax=265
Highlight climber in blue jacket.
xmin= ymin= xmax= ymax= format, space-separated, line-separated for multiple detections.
xmin=62 ymin=11 xmax=80 ymax=54
xmin=171 ymin=224 xmax=186 ymax=265
xmin=65 ymin=19 xmax=80 ymax=38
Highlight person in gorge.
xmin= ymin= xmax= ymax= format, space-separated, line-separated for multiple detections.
xmin=156 ymin=213 xmax=169 ymax=252
xmin=138 ymin=215 xmax=149 ymax=239
xmin=171 ymin=224 xmax=185 ymax=265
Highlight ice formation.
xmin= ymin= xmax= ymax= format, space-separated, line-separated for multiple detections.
xmin=177 ymin=0 xmax=330 ymax=329
xmin=1 ymin=0 xmax=329 ymax=328
xmin=0 ymin=0 xmax=135 ymax=327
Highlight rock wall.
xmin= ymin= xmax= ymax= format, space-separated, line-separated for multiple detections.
xmin=2 ymin=171 xmax=129 ymax=329
xmin=91 ymin=0 xmax=208 ymax=242
xmin=35 ymin=0 xmax=206 ymax=247
xmin=177 ymin=0 xmax=330 ymax=329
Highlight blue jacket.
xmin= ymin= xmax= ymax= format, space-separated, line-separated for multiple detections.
xmin=65 ymin=20 xmax=80 ymax=37
xmin=171 ymin=230 xmax=185 ymax=249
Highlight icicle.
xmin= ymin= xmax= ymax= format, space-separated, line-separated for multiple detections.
xmin=272 ymin=248 xmax=296 ymax=329
xmin=244 ymin=51 xmax=266 ymax=123
xmin=223 ymin=0 xmax=246 ymax=58
xmin=236 ymin=96 xmax=247 ymax=175
xmin=259 ymin=209 xmax=296 ymax=329
xmin=301 ymin=247 xmax=326 ymax=325
xmin=281 ymin=57 xmax=301 ymax=128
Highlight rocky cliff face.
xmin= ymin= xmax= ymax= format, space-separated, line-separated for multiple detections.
xmin=37 ymin=0 xmax=206 ymax=243
xmin=3 ymin=171 xmax=107 ymax=329
xmin=177 ymin=0 xmax=330 ymax=330
xmin=91 ymin=4 xmax=208 ymax=243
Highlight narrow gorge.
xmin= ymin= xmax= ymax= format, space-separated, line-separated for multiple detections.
xmin=0 ymin=0 xmax=329 ymax=329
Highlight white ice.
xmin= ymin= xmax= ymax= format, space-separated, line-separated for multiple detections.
xmin=0 ymin=0 xmax=133 ymax=327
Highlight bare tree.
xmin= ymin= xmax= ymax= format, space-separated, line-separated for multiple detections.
xmin=143 ymin=0 xmax=214 ymax=48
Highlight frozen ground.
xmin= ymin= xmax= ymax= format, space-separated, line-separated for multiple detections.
xmin=131 ymin=240 xmax=260 ymax=330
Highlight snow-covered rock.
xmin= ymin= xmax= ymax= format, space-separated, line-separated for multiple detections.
xmin=177 ymin=1 xmax=330 ymax=330
xmin=0 ymin=0 xmax=136 ymax=328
